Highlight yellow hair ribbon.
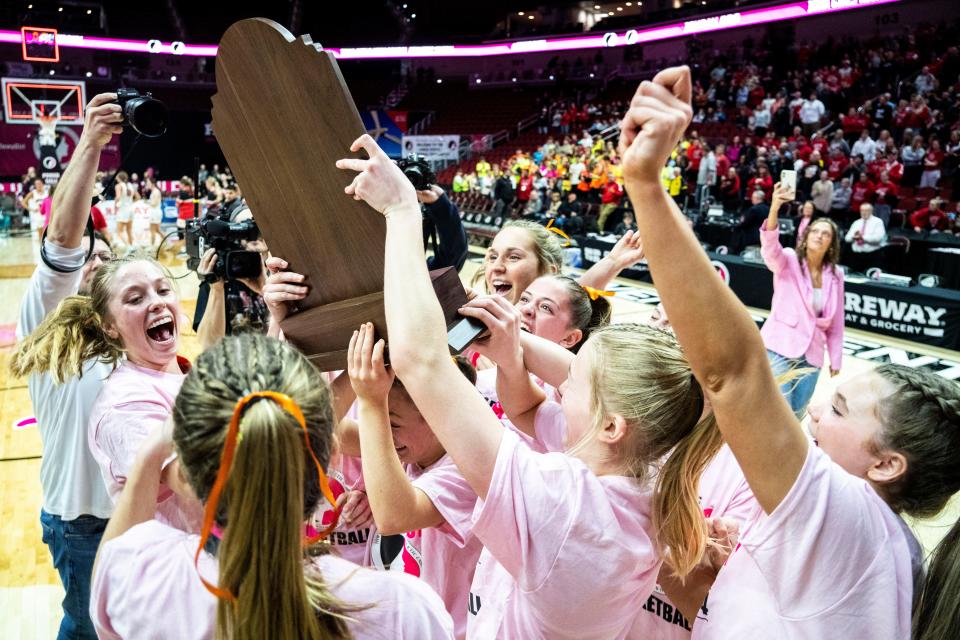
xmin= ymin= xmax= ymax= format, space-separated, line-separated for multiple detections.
xmin=582 ymin=285 xmax=615 ymax=301
xmin=193 ymin=391 xmax=340 ymax=603
xmin=545 ymin=219 xmax=572 ymax=246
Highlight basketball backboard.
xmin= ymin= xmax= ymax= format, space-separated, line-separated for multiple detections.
xmin=2 ymin=78 xmax=85 ymax=126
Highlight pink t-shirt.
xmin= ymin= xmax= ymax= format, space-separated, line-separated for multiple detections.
xmin=628 ymin=445 xmax=762 ymax=638
xmin=315 ymin=453 xmax=378 ymax=566
xmin=467 ymin=411 xmax=659 ymax=639
xmin=408 ymin=454 xmax=484 ymax=639
xmin=91 ymin=520 xmax=455 ymax=639
xmin=692 ymin=443 xmax=916 ymax=639
xmin=475 ymin=367 xmax=558 ymax=453
xmin=88 ymin=360 xmax=202 ymax=532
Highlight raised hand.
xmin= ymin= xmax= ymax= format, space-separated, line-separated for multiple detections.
xmin=458 ymin=295 xmax=524 ymax=370
xmin=80 ymin=93 xmax=124 ymax=149
xmin=619 ymin=66 xmax=693 ymax=185
xmin=607 ymin=229 xmax=645 ymax=268
xmin=416 ymin=185 xmax=444 ymax=204
xmin=262 ymin=256 xmax=308 ymax=324
xmin=347 ymin=322 xmax=395 ymax=404
xmin=336 ymin=134 xmax=418 ymax=218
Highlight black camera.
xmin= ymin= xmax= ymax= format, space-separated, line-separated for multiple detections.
xmin=185 ymin=217 xmax=263 ymax=282
xmin=395 ymin=154 xmax=436 ymax=191
xmin=115 ymin=88 xmax=168 ymax=138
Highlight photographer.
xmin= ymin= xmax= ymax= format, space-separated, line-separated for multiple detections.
xmin=12 ymin=92 xmax=120 ymax=639
xmin=192 ymin=210 xmax=269 ymax=348
xmin=420 ymin=184 xmax=468 ymax=272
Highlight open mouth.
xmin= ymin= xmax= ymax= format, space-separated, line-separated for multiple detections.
xmin=146 ymin=315 xmax=176 ymax=344
xmin=520 ymin=320 xmax=532 ymax=332
xmin=491 ymin=280 xmax=513 ymax=296
xmin=395 ymin=445 xmax=408 ymax=456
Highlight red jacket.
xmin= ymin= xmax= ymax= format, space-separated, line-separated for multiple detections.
xmin=850 ymin=180 xmax=875 ymax=211
xmin=601 ymin=182 xmax=623 ymax=205
xmin=748 ymin=175 xmax=773 ymax=200
xmin=910 ymin=207 xmax=948 ymax=230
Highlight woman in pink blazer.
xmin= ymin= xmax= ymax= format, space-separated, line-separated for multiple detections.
xmin=761 ymin=183 xmax=844 ymax=416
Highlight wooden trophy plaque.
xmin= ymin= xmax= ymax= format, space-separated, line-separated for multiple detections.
xmin=212 ymin=18 xmax=480 ymax=370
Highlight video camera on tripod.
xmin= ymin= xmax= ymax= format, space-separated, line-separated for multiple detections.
xmin=185 ymin=217 xmax=262 ymax=283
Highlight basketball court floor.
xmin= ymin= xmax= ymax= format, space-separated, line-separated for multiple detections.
xmin=0 ymin=234 xmax=957 ymax=637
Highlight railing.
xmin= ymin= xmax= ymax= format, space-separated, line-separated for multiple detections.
xmin=409 ymin=111 xmax=435 ymax=135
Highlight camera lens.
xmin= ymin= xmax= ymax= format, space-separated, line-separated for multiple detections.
xmin=126 ymin=97 xmax=168 ymax=137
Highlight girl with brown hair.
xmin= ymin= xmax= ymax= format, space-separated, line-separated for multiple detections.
xmin=761 ymin=183 xmax=844 ymax=416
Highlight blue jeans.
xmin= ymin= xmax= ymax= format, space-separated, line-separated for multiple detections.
xmin=40 ymin=510 xmax=108 ymax=640
xmin=766 ymin=350 xmax=821 ymax=417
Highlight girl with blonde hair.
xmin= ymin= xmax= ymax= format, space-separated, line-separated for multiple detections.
xmin=12 ymin=253 xmax=200 ymax=530
xmin=90 ymin=334 xmax=454 ymax=639
xmin=623 ymin=65 xmax=960 ymax=639
xmin=336 ymin=133 xmax=721 ymax=639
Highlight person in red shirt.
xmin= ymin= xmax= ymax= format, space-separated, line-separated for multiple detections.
xmin=747 ymin=166 xmax=774 ymax=201
xmin=910 ymin=198 xmax=948 ymax=232
xmin=516 ymin=170 xmax=534 ymax=204
xmin=719 ymin=167 xmax=742 ymax=210
xmin=715 ymin=143 xmax=731 ymax=178
xmin=849 ymin=172 xmax=875 ymax=215
xmin=686 ymin=136 xmax=703 ymax=172
xmin=826 ymin=148 xmax=849 ymax=180
xmin=841 ymin=107 xmax=867 ymax=141
xmin=174 ymin=176 xmax=195 ymax=255
xmin=873 ymin=171 xmax=900 ymax=205
xmin=877 ymin=151 xmax=904 ymax=183
xmin=810 ymin=133 xmax=830 ymax=158
xmin=597 ymin=174 xmax=624 ymax=232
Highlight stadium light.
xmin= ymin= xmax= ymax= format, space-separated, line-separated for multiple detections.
xmin=0 ymin=0 xmax=901 ymax=60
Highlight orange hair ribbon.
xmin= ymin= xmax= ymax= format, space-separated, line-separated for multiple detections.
xmin=582 ymin=285 xmax=615 ymax=301
xmin=193 ymin=391 xmax=341 ymax=602
xmin=545 ymin=219 xmax=572 ymax=246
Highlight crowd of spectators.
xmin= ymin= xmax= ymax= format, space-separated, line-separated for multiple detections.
xmin=448 ymin=20 xmax=960 ymax=282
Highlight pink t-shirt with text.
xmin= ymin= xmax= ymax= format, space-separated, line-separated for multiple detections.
xmin=467 ymin=406 xmax=659 ymax=639
xmin=628 ymin=445 xmax=762 ymax=638
xmin=408 ymin=454 xmax=484 ymax=639
xmin=692 ymin=443 xmax=915 ymax=639
xmin=87 ymin=360 xmax=202 ymax=532
xmin=90 ymin=520 xmax=454 ymax=639
xmin=316 ymin=453 xmax=378 ymax=566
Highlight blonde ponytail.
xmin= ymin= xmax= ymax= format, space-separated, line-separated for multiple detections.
xmin=580 ymin=324 xmax=722 ymax=578
xmin=654 ymin=411 xmax=723 ymax=576
xmin=10 ymin=295 xmax=122 ymax=383
xmin=174 ymin=335 xmax=360 ymax=640
xmin=215 ymin=401 xmax=353 ymax=640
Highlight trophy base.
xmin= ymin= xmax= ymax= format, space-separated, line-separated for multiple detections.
xmin=280 ymin=267 xmax=486 ymax=371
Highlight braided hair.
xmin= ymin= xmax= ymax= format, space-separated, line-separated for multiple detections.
xmin=173 ymin=335 xmax=357 ymax=640
xmin=872 ymin=364 xmax=960 ymax=518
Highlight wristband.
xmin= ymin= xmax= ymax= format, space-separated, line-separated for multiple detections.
xmin=39 ymin=216 xmax=96 ymax=274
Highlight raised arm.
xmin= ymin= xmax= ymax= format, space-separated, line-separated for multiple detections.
xmin=578 ymin=230 xmax=644 ymax=289
xmin=94 ymin=418 xmax=175 ymax=574
xmin=48 ymin=93 xmax=121 ymax=248
xmin=760 ymin=184 xmax=792 ymax=274
xmin=347 ymin=324 xmax=444 ymax=535
xmin=336 ymin=136 xmax=503 ymax=500
xmin=460 ymin=296 xmax=547 ymax=438
xmin=619 ymin=67 xmax=806 ymax=514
